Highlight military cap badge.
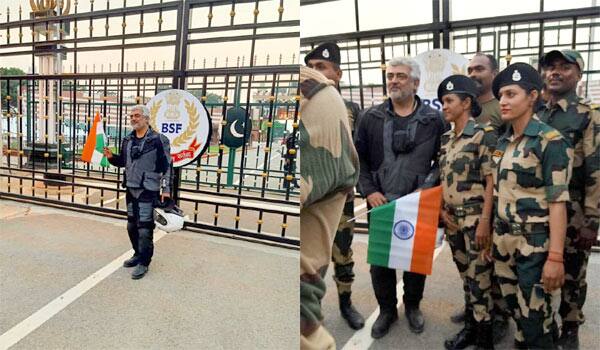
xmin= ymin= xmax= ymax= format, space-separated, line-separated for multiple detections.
xmin=322 ymin=49 xmax=330 ymax=58
xmin=446 ymin=81 xmax=454 ymax=91
xmin=512 ymin=70 xmax=522 ymax=81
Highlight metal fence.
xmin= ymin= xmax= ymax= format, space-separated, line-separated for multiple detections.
xmin=301 ymin=0 xmax=600 ymax=108
xmin=0 ymin=0 xmax=300 ymax=248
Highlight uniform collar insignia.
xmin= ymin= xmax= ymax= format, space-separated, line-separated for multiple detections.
xmin=557 ymin=98 xmax=569 ymax=112
xmin=512 ymin=69 xmax=522 ymax=81
xmin=462 ymin=118 xmax=476 ymax=136
xmin=523 ymin=115 xmax=542 ymax=137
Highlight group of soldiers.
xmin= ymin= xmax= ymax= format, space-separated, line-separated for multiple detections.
xmin=299 ymin=41 xmax=599 ymax=350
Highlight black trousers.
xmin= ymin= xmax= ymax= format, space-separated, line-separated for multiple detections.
xmin=370 ymin=265 xmax=426 ymax=313
xmin=125 ymin=190 xmax=158 ymax=266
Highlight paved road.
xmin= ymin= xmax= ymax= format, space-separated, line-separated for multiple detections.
xmin=320 ymin=233 xmax=600 ymax=350
xmin=0 ymin=199 xmax=298 ymax=349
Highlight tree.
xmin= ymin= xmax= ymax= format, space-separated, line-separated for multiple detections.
xmin=188 ymin=90 xmax=223 ymax=105
xmin=205 ymin=93 xmax=223 ymax=105
xmin=0 ymin=67 xmax=26 ymax=108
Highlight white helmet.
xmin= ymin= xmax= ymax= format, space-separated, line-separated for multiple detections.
xmin=154 ymin=199 xmax=185 ymax=232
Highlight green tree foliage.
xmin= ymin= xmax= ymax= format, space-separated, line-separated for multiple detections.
xmin=0 ymin=67 xmax=26 ymax=109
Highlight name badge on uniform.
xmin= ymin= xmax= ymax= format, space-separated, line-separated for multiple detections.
xmin=492 ymin=150 xmax=504 ymax=164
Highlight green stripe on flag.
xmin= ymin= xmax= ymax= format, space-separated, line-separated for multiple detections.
xmin=367 ymin=200 xmax=396 ymax=267
xmin=100 ymin=155 xmax=109 ymax=167
xmin=95 ymin=133 xmax=109 ymax=167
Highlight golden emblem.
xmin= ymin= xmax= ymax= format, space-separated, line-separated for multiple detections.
xmin=148 ymin=98 xmax=199 ymax=148
xmin=164 ymin=91 xmax=182 ymax=121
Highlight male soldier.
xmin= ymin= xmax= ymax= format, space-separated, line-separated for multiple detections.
xmin=539 ymin=49 xmax=600 ymax=349
xmin=304 ymin=42 xmax=365 ymax=329
xmin=355 ymin=57 xmax=448 ymax=338
xmin=103 ymin=105 xmax=173 ymax=279
xmin=466 ymin=52 xmax=510 ymax=343
xmin=468 ymin=53 xmax=503 ymax=133
xmin=299 ymin=66 xmax=360 ymax=350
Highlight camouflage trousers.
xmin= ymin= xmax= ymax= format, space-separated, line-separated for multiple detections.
xmin=560 ymin=201 xmax=591 ymax=324
xmin=491 ymin=269 xmax=510 ymax=321
xmin=445 ymin=214 xmax=493 ymax=322
xmin=332 ymin=199 xmax=355 ymax=296
xmin=300 ymin=192 xmax=347 ymax=350
xmin=493 ymin=226 xmax=559 ymax=348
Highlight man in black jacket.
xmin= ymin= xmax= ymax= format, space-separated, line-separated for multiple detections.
xmin=103 ymin=105 xmax=173 ymax=279
xmin=354 ymin=57 xmax=448 ymax=339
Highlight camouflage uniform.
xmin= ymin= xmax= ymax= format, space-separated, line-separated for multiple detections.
xmin=477 ymin=98 xmax=504 ymax=134
xmin=440 ymin=118 xmax=497 ymax=323
xmin=491 ymin=116 xmax=573 ymax=348
xmin=538 ymin=91 xmax=600 ymax=325
xmin=331 ymin=99 xmax=361 ymax=298
xmin=476 ymin=96 xmax=511 ymax=326
xmin=299 ymin=66 xmax=360 ymax=350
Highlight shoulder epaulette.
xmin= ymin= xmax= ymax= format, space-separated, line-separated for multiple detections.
xmin=544 ymin=129 xmax=561 ymax=140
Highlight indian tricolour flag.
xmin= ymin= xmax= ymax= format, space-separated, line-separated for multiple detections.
xmin=367 ymin=186 xmax=442 ymax=275
xmin=82 ymin=112 xmax=109 ymax=167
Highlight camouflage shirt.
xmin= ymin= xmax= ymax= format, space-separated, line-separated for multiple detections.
xmin=344 ymin=99 xmax=361 ymax=136
xmin=538 ymin=91 xmax=600 ymax=232
xmin=344 ymin=99 xmax=362 ymax=198
xmin=299 ymin=66 xmax=360 ymax=208
xmin=492 ymin=115 xmax=573 ymax=223
xmin=440 ymin=118 xmax=497 ymax=207
xmin=477 ymin=98 xmax=504 ymax=133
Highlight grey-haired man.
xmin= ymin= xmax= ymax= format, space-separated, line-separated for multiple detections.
xmin=103 ymin=105 xmax=173 ymax=279
xmin=354 ymin=57 xmax=448 ymax=338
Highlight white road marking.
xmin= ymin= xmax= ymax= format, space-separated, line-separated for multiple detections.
xmin=341 ymin=241 xmax=446 ymax=350
xmin=0 ymin=231 xmax=167 ymax=350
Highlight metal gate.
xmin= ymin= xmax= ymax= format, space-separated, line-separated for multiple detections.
xmin=0 ymin=0 xmax=300 ymax=248
xmin=301 ymin=0 xmax=600 ymax=108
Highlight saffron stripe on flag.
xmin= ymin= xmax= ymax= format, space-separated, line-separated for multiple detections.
xmin=81 ymin=112 xmax=100 ymax=163
xmin=411 ymin=186 xmax=442 ymax=275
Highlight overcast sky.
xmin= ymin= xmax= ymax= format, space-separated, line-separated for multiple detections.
xmin=300 ymin=0 xmax=597 ymax=36
xmin=0 ymin=0 xmax=300 ymax=73
xmin=0 ymin=0 xmax=597 ymax=74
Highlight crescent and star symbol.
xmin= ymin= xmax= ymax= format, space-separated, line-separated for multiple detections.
xmin=230 ymin=120 xmax=244 ymax=138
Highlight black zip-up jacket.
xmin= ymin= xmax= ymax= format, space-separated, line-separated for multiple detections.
xmin=108 ymin=127 xmax=173 ymax=193
xmin=354 ymin=96 xmax=448 ymax=199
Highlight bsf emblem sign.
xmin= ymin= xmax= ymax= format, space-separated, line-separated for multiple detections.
xmin=147 ymin=89 xmax=212 ymax=167
xmin=414 ymin=49 xmax=468 ymax=111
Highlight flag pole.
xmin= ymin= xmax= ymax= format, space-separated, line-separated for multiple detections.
xmin=346 ymin=207 xmax=373 ymax=223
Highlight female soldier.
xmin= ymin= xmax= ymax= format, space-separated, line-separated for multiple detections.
xmin=438 ymin=75 xmax=496 ymax=350
xmin=491 ymin=62 xmax=572 ymax=349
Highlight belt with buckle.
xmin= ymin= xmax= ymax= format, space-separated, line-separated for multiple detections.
xmin=494 ymin=219 xmax=548 ymax=235
xmin=445 ymin=202 xmax=483 ymax=218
